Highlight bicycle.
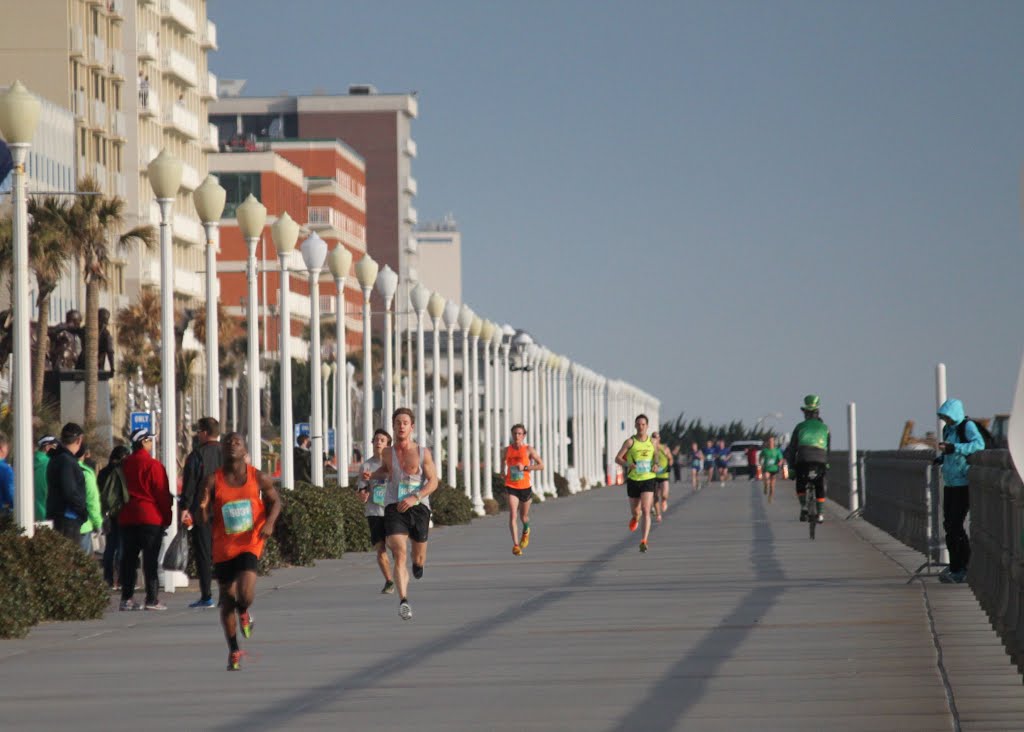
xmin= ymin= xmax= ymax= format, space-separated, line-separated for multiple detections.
xmin=798 ymin=463 xmax=826 ymax=540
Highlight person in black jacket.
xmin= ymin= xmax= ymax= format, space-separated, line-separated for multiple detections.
xmin=294 ymin=434 xmax=313 ymax=484
xmin=180 ymin=417 xmax=224 ymax=608
xmin=46 ymin=422 xmax=87 ymax=541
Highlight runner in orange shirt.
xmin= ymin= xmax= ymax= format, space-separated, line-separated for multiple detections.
xmin=198 ymin=432 xmax=281 ymax=671
xmin=501 ymin=424 xmax=544 ymax=556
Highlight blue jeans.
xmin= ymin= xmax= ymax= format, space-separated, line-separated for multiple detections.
xmin=102 ymin=520 xmax=122 ymax=587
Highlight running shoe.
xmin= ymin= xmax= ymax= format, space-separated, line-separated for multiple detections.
xmin=639 ymin=541 xmax=648 ymax=553
xmin=381 ymin=580 xmax=396 ymax=594
xmin=520 ymin=527 xmax=531 ymax=549
xmin=816 ymin=513 xmax=824 ymax=524
xmin=512 ymin=544 xmax=522 ymax=556
xmin=399 ymin=601 xmax=413 ymax=621
xmin=119 ymin=599 xmax=140 ymax=612
xmin=412 ymin=564 xmax=424 ymax=580
xmin=227 ymin=650 xmax=243 ymax=671
xmin=189 ymin=597 xmax=216 ymax=609
xmin=655 ymin=512 xmax=662 ymax=523
xmin=628 ymin=517 xmax=639 ymax=532
xmin=799 ymin=508 xmax=808 ymax=522
xmin=144 ymin=601 xmax=167 ymax=611
xmin=951 ymin=569 xmax=968 ymax=584
xmin=239 ymin=610 xmax=254 ymax=639
xmin=938 ymin=567 xmax=955 ymax=584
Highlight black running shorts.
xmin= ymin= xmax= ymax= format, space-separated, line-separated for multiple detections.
xmin=384 ymin=503 xmax=431 ymax=543
xmin=366 ymin=516 xmax=386 ymax=546
xmin=626 ymin=478 xmax=657 ymax=499
xmin=215 ymin=551 xmax=259 ymax=585
xmin=504 ymin=486 xmax=533 ymax=503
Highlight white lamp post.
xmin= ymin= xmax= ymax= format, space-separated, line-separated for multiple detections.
xmin=301 ymin=232 xmax=328 ymax=486
xmin=236 ymin=193 xmax=267 ymax=466
xmin=0 ymin=81 xmax=40 ymax=536
xmin=512 ymin=331 xmax=533 ymax=427
xmin=469 ymin=316 xmax=484 ymax=512
xmin=327 ymin=244 xmax=353 ymax=486
xmin=457 ymin=304 xmax=474 ymax=502
xmin=271 ymin=212 xmax=300 ymax=490
xmin=193 ymin=175 xmax=226 ymax=422
xmin=443 ymin=301 xmax=460 ymax=487
xmin=489 ymin=323 xmax=503 ymax=472
xmin=427 ymin=292 xmax=446 ymax=459
xmin=480 ymin=320 xmax=496 ymax=498
xmin=375 ymin=265 xmax=399 ymax=421
xmin=355 ymin=255 xmax=379 ymax=457
xmin=499 ymin=325 xmax=514 ymax=461
xmin=410 ymin=282 xmax=431 ymax=446
xmin=345 ymin=360 xmax=355 ymax=466
xmin=559 ymin=356 xmax=570 ymax=482
xmin=527 ymin=344 xmax=544 ymax=502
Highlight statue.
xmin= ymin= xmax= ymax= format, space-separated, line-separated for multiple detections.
xmin=48 ymin=309 xmax=83 ymax=372
xmin=97 ymin=307 xmax=115 ymax=373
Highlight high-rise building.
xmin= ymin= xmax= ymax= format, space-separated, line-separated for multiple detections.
xmin=415 ymin=215 xmax=462 ymax=306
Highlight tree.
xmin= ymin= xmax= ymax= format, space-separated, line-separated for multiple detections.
xmin=64 ymin=176 xmax=155 ymax=426
xmin=115 ymin=290 xmax=162 ymax=389
xmin=192 ymin=302 xmax=245 ymax=420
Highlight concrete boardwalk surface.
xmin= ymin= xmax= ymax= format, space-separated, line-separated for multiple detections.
xmin=2 ymin=479 xmax=1023 ymax=731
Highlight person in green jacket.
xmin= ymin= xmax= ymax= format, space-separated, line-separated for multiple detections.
xmin=77 ymin=444 xmax=103 ymax=555
xmin=34 ymin=435 xmax=58 ymax=522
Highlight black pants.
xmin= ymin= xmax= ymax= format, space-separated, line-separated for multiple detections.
xmin=795 ymin=462 xmax=827 ymax=502
xmin=189 ymin=519 xmax=213 ymax=601
xmin=943 ymin=485 xmax=971 ymax=573
xmin=55 ymin=516 xmax=84 ymax=544
xmin=672 ymin=465 xmax=682 ymax=481
xmin=102 ymin=520 xmax=122 ymax=586
xmin=120 ymin=524 xmax=164 ymax=604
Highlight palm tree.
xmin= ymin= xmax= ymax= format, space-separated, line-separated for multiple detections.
xmin=192 ymin=301 xmax=244 ymax=421
xmin=64 ymin=176 xmax=155 ymax=426
xmin=115 ymin=290 xmax=162 ymax=389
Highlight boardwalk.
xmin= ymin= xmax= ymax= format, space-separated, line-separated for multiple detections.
xmin=2 ymin=480 xmax=1022 ymax=731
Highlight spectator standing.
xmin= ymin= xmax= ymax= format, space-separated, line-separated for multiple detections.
xmin=34 ymin=435 xmax=58 ymax=522
xmin=77 ymin=444 xmax=103 ymax=554
xmin=936 ymin=399 xmax=986 ymax=584
xmin=0 ymin=432 xmax=12 ymax=513
xmin=46 ymin=423 xmax=87 ymax=541
xmin=119 ymin=428 xmax=172 ymax=611
xmin=181 ymin=417 xmax=224 ymax=608
xmin=98 ymin=445 xmax=130 ymax=589
xmin=294 ymin=434 xmax=313 ymax=484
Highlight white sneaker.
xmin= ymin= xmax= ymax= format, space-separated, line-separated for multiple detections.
xmin=399 ymin=601 xmax=413 ymax=621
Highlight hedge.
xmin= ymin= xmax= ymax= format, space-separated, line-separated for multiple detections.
xmin=0 ymin=514 xmax=107 ymax=639
xmin=430 ymin=485 xmax=475 ymax=526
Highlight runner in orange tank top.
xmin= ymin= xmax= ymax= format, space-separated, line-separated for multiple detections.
xmin=199 ymin=432 xmax=281 ymax=671
xmin=501 ymin=424 xmax=544 ymax=556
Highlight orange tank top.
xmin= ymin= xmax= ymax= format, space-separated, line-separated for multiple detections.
xmin=505 ymin=444 xmax=531 ymax=489
xmin=211 ymin=465 xmax=266 ymax=564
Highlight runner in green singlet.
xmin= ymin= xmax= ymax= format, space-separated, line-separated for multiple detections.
xmin=759 ymin=435 xmax=784 ymax=503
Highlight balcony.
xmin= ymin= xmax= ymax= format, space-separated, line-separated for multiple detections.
xmin=110 ymin=110 xmax=127 ymax=139
xmin=112 ymin=172 xmax=126 ymax=199
xmin=162 ymin=49 xmax=197 ymax=87
xmin=161 ymin=0 xmax=197 ymax=34
xmin=164 ymin=103 xmax=199 ymax=139
xmin=404 ymin=175 xmax=417 ymax=195
xmin=139 ymin=256 xmax=160 ymax=287
xmin=70 ymin=26 xmax=84 ymax=57
xmin=109 ymin=49 xmax=125 ymax=79
xmin=201 ymin=19 xmax=218 ymax=49
xmin=318 ymin=295 xmax=336 ymax=315
xmin=138 ymin=31 xmax=158 ymax=61
xmin=174 ymin=267 xmax=204 ymax=298
xmin=172 ymin=212 xmax=204 ymax=246
xmin=139 ymin=89 xmax=161 ymax=118
xmin=89 ymin=35 xmax=106 ymax=67
xmin=405 ymin=205 xmax=418 ymax=225
xmin=201 ymin=70 xmax=218 ymax=101
xmin=307 ymin=206 xmax=344 ymax=231
xmin=405 ymin=235 xmax=418 ymax=254
xmin=108 ymin=0 xmax=124 ymax=19
xmin=405 ymin=138 xmax=417 ymax=158
xmin=90 ymin=98 xmax=107 ymax=129
xmin=73 ymin=89 xmax=86 ymax=120
xmin=140 ymin=144 xmax=158 ymax=166
xmin=92 ymin=162 xmax=107 ymax=187
xmin=202 ymin=123 xmax=219 ymax=152
xmin=286 ymin=290 xmax=312 ymax=322
xmin=179 ymin=161 xmax=201 ymax=191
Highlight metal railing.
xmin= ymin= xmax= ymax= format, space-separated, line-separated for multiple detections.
xmin=862 ymin=451 xmax=937 ymax=558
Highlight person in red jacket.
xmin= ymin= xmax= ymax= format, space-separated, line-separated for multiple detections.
xmin=119 ymin=428 xmax=172 ymax=611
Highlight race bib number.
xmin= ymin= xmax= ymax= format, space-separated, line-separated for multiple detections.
xmin=634 ymin=459 xmax=652 ymax=474
xmin=371 ymin=483 xmax=387 ymax=506
xmin=509 ymin=465 xmax=525 ymax=481
xmin=222 ymin=499 xmax=254 ymax=535
xmin=398 ymin=480 xmax=419 ymax=501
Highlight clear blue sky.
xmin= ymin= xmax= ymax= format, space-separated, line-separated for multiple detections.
xmin=210 ymin=0 xmax=1024 ymax=448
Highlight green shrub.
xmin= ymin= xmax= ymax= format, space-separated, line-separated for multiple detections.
xmin=430 ymin=485 xmax=474 ymax=526
xmin=554 ymin=472 xmax=571 ymax=497
xmin=258 ymin=535 xmax=282 ymax=576
xmin=491 ymin=474 xmax=509 ymax=511
xmin=0 ymin=532 xmax=41 ymax=638
xmin=483 ymin=498 xmax=500 ymax=515
xmin=277 ymin=483 xmax=346 ymax=566
xmin=26 ymin=528 xmax=108 ymax=622
xmin=335 ymin=487 xmax=371 ymax=553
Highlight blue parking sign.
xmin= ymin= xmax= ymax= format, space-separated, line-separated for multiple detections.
xmin=130 ymin=412 xmax=152 ymax=434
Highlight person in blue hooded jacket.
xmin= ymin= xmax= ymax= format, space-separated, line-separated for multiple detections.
xmin=935 ymin=398 xmax=985 ymax=584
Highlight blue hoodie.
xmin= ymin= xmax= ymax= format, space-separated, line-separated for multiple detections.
xmin=936 ymin=398 xmax=985 ymax=486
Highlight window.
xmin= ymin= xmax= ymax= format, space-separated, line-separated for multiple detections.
xmin=219 ymin=172 xmax=261 ymax=218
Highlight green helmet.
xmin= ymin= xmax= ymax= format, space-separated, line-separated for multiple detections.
xmin=802 ymin=394 xmax=821 ymax=411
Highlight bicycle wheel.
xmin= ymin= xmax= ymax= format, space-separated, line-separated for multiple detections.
xmin=807 ymin=496 xmax=816 ymax=540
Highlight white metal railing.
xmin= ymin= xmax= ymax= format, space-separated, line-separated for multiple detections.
xmin=110 ymin=48 xmax=125 ymax=77
xmin=110 ymin=110 xmax=126 ymax=137
xmin=202 ymin=70 xmax=218 ymax=100
xmin=164 ymin=103 xmax=199 ymax=139
xmin=138 ymin=31 xmax=158 ymax=60
xmin=91 ymin=35 xmax=106 ymax=66
xmin=161 ymin=0 xmax=197 ymax=33
xmin=70 ymin=26 xmax=84 ymax=56
xmin=319 ymin=295 xmax=336 ymax=315
xmin=163 ymin=49 xmax=198 ymax=87
xmin=91 ymin=98 xmax=107 ymax=128
xmin=139 ymin=89 xmax=160 ymax=117
xmin=405 ymin=138 xmax=417 ymax=157
xmin=172 ymin=213 xmax=204 ymax=245
xmin=202 ymin=19 xmax=218 ymax=49
xmin=203 ymin=123 xmax=219 ymax=151
xmin=307 ymin=206 xmax=366 ymax=241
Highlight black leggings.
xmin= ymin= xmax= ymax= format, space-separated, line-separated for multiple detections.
xmin=795 ymin=462 xmax=827 ymax=502
xmin=943 ymin=485 xmax=970 ymax=573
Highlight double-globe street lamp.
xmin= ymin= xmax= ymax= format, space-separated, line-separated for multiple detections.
xmin=236 ymin=194 xmax=267 ymax=467
xmin=410 ymin=282 xmax=430 ymax=447
xmin=427 ymin=292 xmax=446 ymax=461
xmin=192 ymin=175 xmax=226 ymax=422
xmin=354 ymin=255 xmax=379 ymax=458
xmin=327 ymin=244 xmax=353 ymax=487
xmin=442 ymin=301 xmax=460 ymax=488
xmin=0 ymin=81 xmax=40 ymax=535
xmin=271 ymin=212 xmax=300 ymax=490
xmin=457 ymin=304 xmax=474 ymax=503
xmin=301 ymin=232 xmax=329 ymax=487
xmin=375 ymin=265 xmax=399 ymax=421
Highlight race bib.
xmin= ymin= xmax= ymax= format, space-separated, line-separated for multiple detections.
xmin=634 ymin=459 xmax=652 ymax=474
xmin=397 ymin=480 xmax=419 ymax=501
xmin=371 ymin=483 xmax=387 ymax=506
xmin=222 ymin=499 xmax=254 ymax=535
xmin=509 ymin=465 xmax=525 ymax=481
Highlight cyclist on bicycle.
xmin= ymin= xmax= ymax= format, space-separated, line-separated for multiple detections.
xmin=785 ymin=395 xmax=830 ymax=523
